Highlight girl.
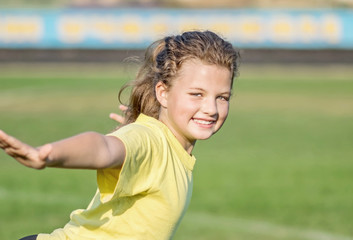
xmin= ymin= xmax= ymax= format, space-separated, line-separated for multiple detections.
xmin=0 ymin=30 xmax=240 ymax=240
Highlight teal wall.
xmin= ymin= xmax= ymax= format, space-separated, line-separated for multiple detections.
xmin=0 ymin=9 xmax=352 ymax=49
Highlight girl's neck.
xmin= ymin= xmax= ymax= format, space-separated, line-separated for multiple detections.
xmin=158 ymin=116 xmax=195 ymax=155
xmin=185 ymin=141 xmax=195 ymax=155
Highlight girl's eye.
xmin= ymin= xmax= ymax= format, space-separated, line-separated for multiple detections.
xmin=218 ymin=96 xmax=230 ymax=101
xmin=190 ymin=93 xmax=202 ymax=97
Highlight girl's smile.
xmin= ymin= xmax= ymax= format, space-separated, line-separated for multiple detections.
xmin=157 ymin=59 xmax=232 ymax=154
xmin=192 ymin=118 xmax=216 ymax=128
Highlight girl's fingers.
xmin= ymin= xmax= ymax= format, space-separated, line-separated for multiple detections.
xmin=4 ymin=140 xmax=31 ymax=158
xmin=110 ymin=105 xmax=128 ymax=124
xmin=0 ymin=130 xmax=41 ymax=165
xmin=0 ymin=130 xmax=20 ymax=149
xmin=109 ymin=113 xmax=125 ymax=124
xmin=119 ymin=104 xmax=128 ymax=112
xmin=0 ymin=130 xmax=46 ymax=169
xmin=0 ymin=130 xmax=10 ymax=148
xmin=0 ymin=132 xmax=25 ymax=151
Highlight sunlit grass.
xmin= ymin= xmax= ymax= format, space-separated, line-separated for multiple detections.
xmin=0 ymin=63 xmax=352 ymax=239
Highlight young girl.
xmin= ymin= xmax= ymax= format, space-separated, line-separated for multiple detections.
xmin=0 ymin=30 xmax=240 ymax=240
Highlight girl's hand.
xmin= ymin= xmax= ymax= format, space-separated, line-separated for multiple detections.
xmin=109 ymin=104 xmax=128 ymax=124
xmin=0 ymin=130 xmax=52 ymax=169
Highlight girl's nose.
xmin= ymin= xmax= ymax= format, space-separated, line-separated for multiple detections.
xmin=202 ymin=98 xmax=218 ymax=116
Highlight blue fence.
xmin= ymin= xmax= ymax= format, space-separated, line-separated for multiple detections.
xmin=0 ymin=9 xmax=352 ymax=49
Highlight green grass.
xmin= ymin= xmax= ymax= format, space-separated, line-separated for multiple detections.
xmin=0 ymin=63 xmax=352 ymax=240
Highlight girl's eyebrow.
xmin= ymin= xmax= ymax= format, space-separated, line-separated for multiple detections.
xmin=189 ymin=87 xmax=205 ymax=91
xmin=189 ymin=87 xmax=231 ymax=95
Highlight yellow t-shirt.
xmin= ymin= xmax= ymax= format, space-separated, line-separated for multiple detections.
xmin=37 ymin=114 xmax=196 ymax=240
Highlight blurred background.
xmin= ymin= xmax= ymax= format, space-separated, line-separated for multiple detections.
xmin=1 ymin=0 xmax=353 ymax=62
xmin=0 ymin=1 xmax=353 ymax=240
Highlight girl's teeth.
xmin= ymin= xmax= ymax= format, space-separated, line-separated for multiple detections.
xmin=194 ymin=119 xmax=212 ymax=125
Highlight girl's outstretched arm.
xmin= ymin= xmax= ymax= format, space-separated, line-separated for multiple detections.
xmin=0 ymin=130 xmax=125 ymax=170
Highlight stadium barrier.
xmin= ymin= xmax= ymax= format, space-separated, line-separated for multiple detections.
xmin=0 ymin=9 xmax=352 ymax=49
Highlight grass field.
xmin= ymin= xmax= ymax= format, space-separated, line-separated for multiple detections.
xmin=0 ymin=63 xmax=352 ymax=240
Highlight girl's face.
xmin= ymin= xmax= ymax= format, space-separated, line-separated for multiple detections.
xmin=157 ymin=59 xmax=232 ymax=153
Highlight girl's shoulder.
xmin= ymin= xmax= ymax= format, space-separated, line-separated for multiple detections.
xmin=110 ymin=118 xmax=164 ymax=143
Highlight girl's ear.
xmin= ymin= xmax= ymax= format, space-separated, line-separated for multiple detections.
xmin=155 ymin=81 xmax=168 ymax=108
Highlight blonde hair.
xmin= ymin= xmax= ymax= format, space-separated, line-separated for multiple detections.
xmin=119 ymin=30 xmax=240 ymax=125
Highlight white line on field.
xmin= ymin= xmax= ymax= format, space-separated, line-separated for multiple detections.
xmin=183 ymin=211 xmax=353 ymax=240
xmin=1 ymin=187 xmax=352 ymax=240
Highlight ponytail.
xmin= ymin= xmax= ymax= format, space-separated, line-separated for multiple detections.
xmin=118 ymin=39 xmax=165 ymax=125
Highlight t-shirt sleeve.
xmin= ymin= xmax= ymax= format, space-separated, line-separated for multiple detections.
xmin=97 ymin=123 xmax=162 ymax=203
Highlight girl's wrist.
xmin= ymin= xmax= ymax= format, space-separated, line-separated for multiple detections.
xmin=37 ymin=143 xmax=54 ymax=168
